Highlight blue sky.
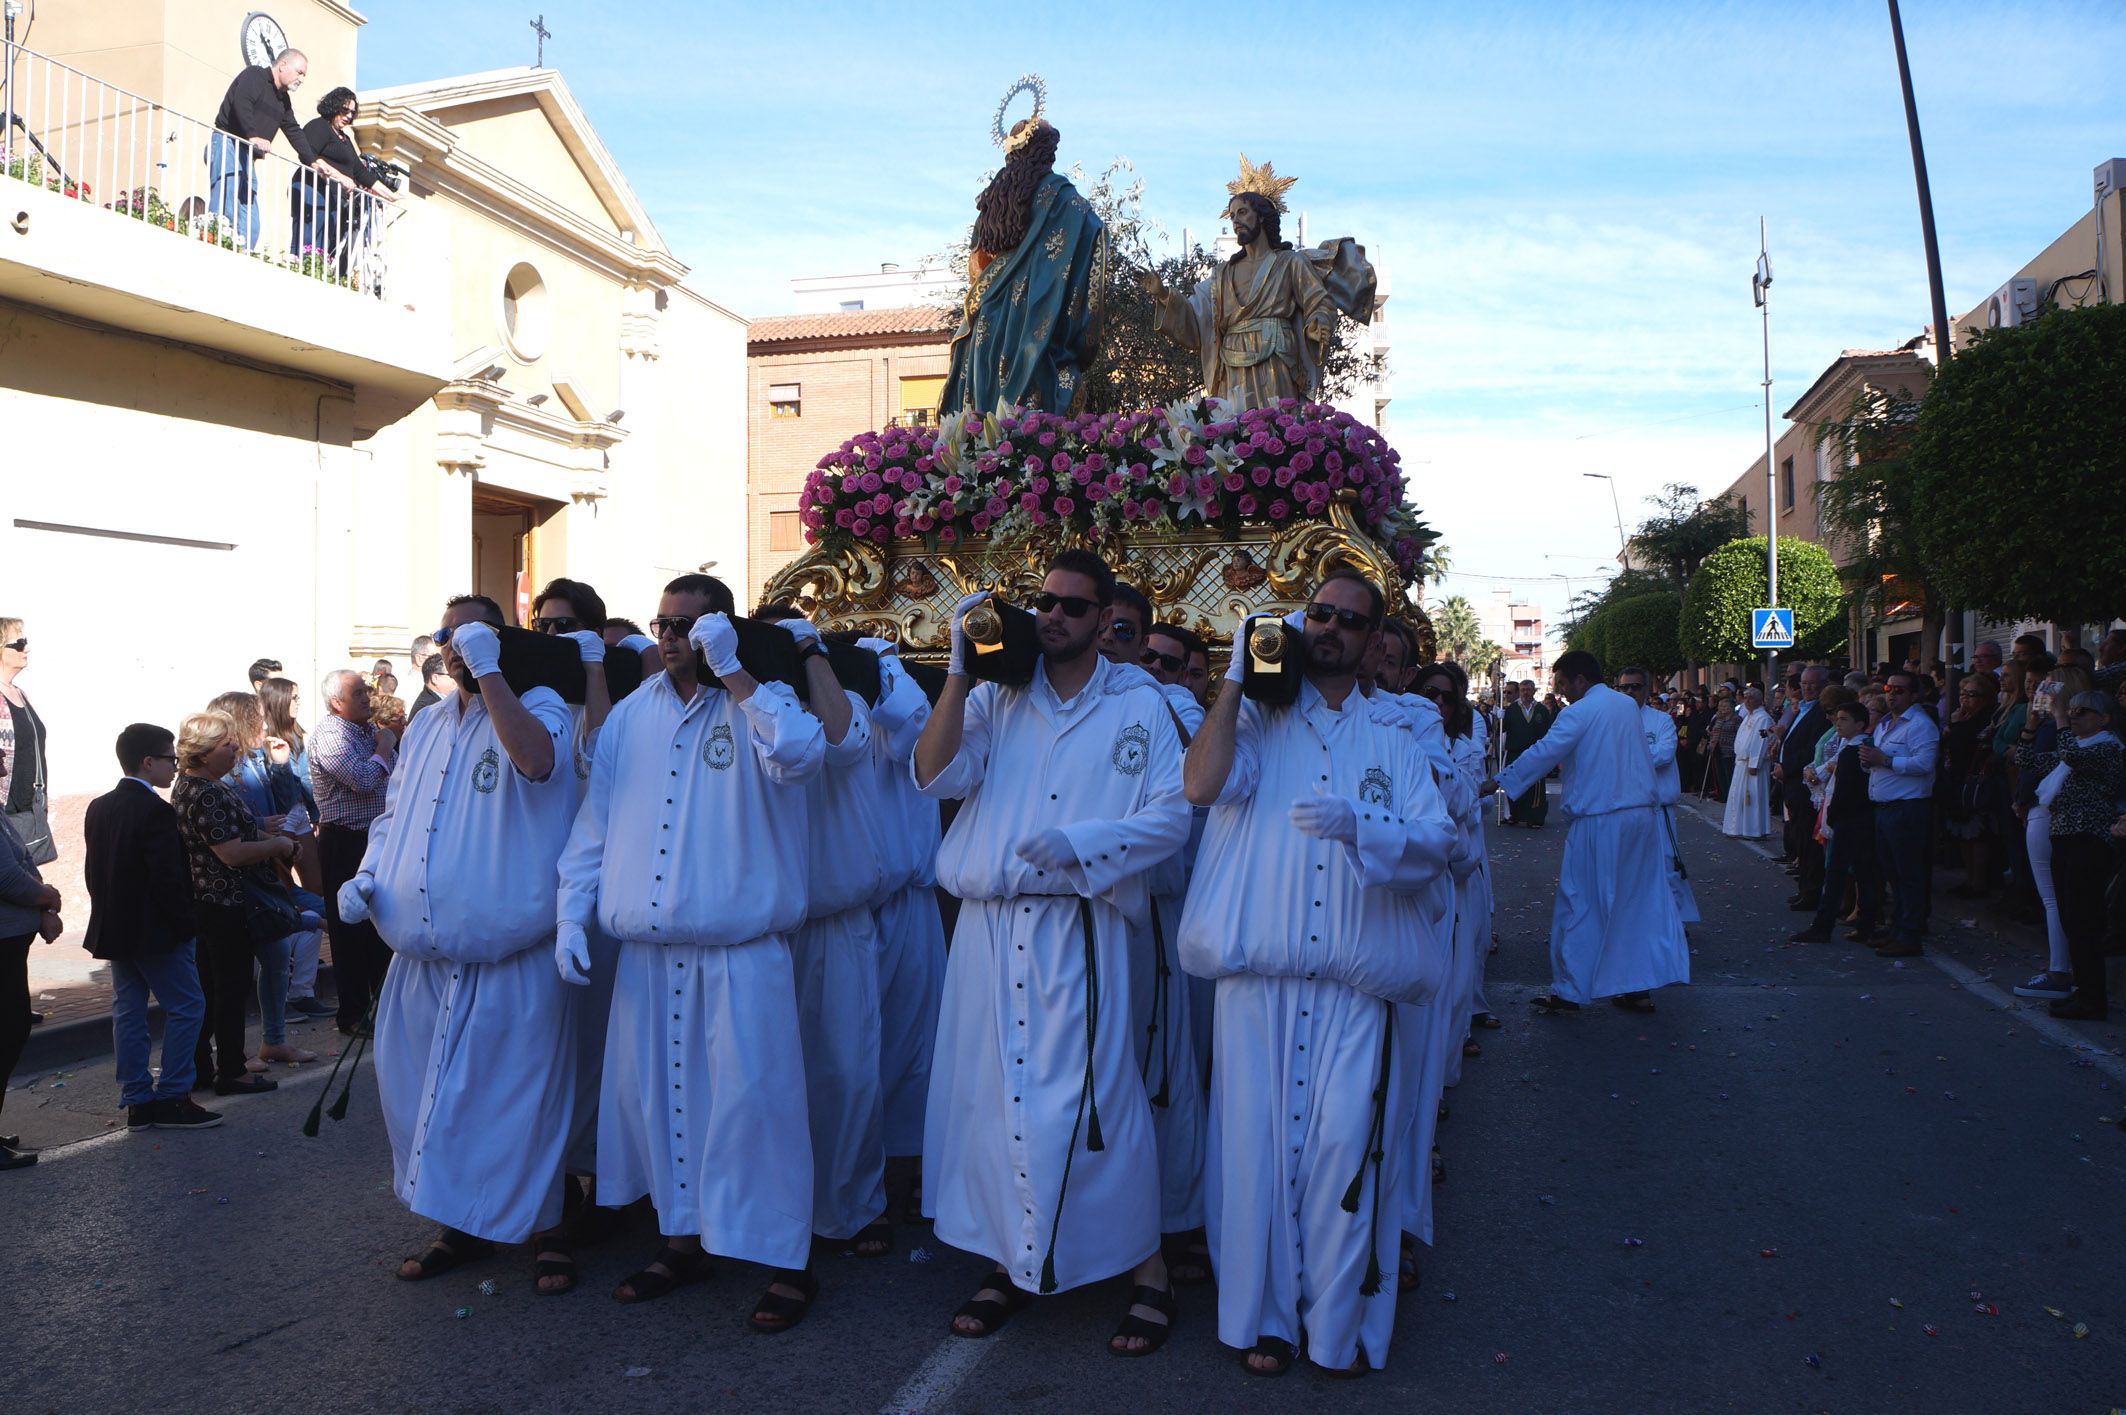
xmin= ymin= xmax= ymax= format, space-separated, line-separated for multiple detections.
xmin=356 ymin=0 xmax=2123 ymax=639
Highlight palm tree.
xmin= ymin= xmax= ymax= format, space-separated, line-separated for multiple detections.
xmin=1429 ymin=594 xmax=1483 ymax=663
xmin=1422 ymin=542 xmax=1453 ymax=586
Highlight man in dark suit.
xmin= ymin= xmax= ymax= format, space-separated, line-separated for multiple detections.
xmin=1503 ymin=678 xmax=1552 ymax=826
xmin=84 ymin=724 xmax=220 ymax=1130
xmin=407 ymin=654 xmax=452 ymax=720
xmin=1774 ymin=666 xmax=1829 ymax=910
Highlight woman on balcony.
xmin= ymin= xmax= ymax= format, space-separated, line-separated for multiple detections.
xmin=289 ymin=87 xmax=396 ymax=278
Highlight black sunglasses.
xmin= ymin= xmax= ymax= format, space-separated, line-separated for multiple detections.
xmin=647 ymin=615 xmax=699 ymax=640
xmin=1304 ymin=602 xmax=1373 ymax=631
xmin=1619 ymin=680 xmax=1647 ymax=693
xmin=2 ymin=638 xmax=24 ymax=652
xmin=531 ymin=615 xmax=583 ymax=634
xmin=1106 ymin=621 xmax=1140 ymax=642
xmin=1141 ymin=647 xmax=1185 ymax=673
xmin=1034 ymin=592 xmax=1099 ymax=619
xmin=1416 ymin=684 xmax=1449 ymax=701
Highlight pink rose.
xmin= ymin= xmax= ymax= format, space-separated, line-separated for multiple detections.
xmin=1053 ymin=496 xmax=1076 ymax=516
xmin=938 ymin=526 xmax=957 ymax=543
xmin=834 ymin=508 xmax=855 ymax=529
xmin=1183 ymin=445 xmax=1208 ymax=466
xmin=1251 ymin=466 xmax=1273 ymax=487
xmin=996 ymin=440 xmax=1015 ymax=457
xmin=1222 ymin=471 xmax=1246 ymax=492
xmin=851 ymin=518 xmax=870 ymax=537
xmin=986 ymin=497 xmax=1007 ymax=517
xmin=858 ymin=472 xmax=882 ymax=494
xmin=943 ymin=475 xmax=962 ymax=495
xmin=1167 ymin=474 xmax=1189 ymax=497
xmin=1083 ymin=453 xmax=1107 ymax=474
xmin=863 ymin=454 xmax=882 ymax=472
xmin=870 ymin=525 xmax=892 ymax=544
xmin=1038 ymin=431 xmax=1057 ymax=447
xmin=1268 ymin=499 xmax=1290 ymax=520
xmin=1025 ymin=454 xmax=1046 ymax=475
xmin=1273 ymin=466 xmax=1297 ymax=488
xmin=971 ymin=512 xmax=992 ymax=533
xmin=1020 ymin=492 xmax=1043 ymax=512
xmin=1031 ymin=476 xmax=1051 ymax=494
xmin=937 ymin=501 xmax=956 ymax=519
xmin=1236 ymin=494 xmax=1258 ymax=516
xmin=1086 ymin=483 xmax=1108 ymax=503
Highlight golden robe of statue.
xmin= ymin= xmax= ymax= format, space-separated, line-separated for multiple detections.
xmin=1146 ymin=173 xmax=1377 ymax=412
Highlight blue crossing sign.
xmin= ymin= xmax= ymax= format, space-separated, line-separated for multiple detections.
xmin=1751 ymin=607 xmax=1794 ymax=650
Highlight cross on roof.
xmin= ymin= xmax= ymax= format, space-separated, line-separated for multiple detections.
xmin=530 ymin=14 xmax=551 ymax=68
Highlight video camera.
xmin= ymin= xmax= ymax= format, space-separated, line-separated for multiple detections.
xmin=356 ymin=153 xmax=407 ymax=193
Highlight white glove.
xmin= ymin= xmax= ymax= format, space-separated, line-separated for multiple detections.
xmin=947 ymin=591 xmax=991 ymax=677
xmin=617 ymin=633 xmax=655 ymax=656
xmin=450 ymin=621 xmax=502 ymax=679
xmin=1013 ymin=827 xmax=1076 ymax=873
xmin=1289 ymin=790 xmax=1359 ymax=845
xmin=688 ymin=612 xmax=742 ymax=678
xmin=336 ymin=874 xmax=374 ymax=925
xmin=565 ymin=630 xmax=605 ymax=664
xmin=778 ymin=617 xmax=823 ymax=648
xmin=1283 ymin=608 xmax=1308 ymax=633
xmin=857 ymin=636 xmax=897 ymax=657
xmin=555 ymin=920 xmax=591 ymax=986
xmin=1227 ymin=613 xmax=1270 ymax=684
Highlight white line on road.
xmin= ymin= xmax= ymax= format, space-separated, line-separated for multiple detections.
xmin=1672 ymin=798 xmax=2126 ymax=1083
xmin=878 ymin=1329 xmax=1001 ymax=1414
xmin=28 ymin=1056 xmax=341 ymax=1166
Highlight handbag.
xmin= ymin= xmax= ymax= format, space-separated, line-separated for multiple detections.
xmin=240 ymin=867 xmax=303 ymax=944
xmin=3 ymin=789 xmax=55 ymax=866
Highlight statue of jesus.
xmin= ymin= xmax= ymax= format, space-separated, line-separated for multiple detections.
xmin=1139 ymin=155 xmax=1376 ymax=412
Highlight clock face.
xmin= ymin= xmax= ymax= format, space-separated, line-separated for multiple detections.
xmin=242 ymin=12 xmax=288 ymax=69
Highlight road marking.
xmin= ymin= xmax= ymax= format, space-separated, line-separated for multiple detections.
xmin=1919 ymin=952 xmax=2126 ymax=1086
xmin=28 ymin=1057 xmax=340 ymax=1165
xmin=1673 ymin=798 xmax=2126 ymax=1083
xmin=879 ymin=1329 xmax=1001 ymax=1414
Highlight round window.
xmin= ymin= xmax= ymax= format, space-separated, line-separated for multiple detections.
xmin=499 ymin=262 xmax=549 ymax=361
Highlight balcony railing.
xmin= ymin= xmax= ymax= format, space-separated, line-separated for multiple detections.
xmin=1 ymin=44 xmax=403 ymax=297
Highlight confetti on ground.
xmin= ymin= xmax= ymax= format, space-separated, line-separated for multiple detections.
xmin=1975 ymin=1302 xmax=1999 ymax=1317
xmin=214 ymin=1197 xmax=229 ymax=1205
xmin=1804 ymin=1354 xmax=1821 ymax=1369
xmin=2074 ymin=1323 xmax=2090 ymax=1339
xmin=1923 ymin=1324 xmax=1938 ymax=1337
xmin=1623 ymin=1238 xmax=1645 ymax=1248
xmin=1537 ymin=1194 xmax=1557 ymax=1206
xmin=908 ymin=1247 xmax=932 ymax=1263
xmin=454 ymin=1306 xmax=472 ymax=1319
xmin=477 ymin=1279 xmax=497 ymax=1297
xmin=1493 ymin=1352 xmax=1509 ymax=1365
xmin=1759 ymin=1248 xmax=1778 ymax=1258
xmin=1890 ymin=1298 xmax=1904 ymax=1309
xmin=2044 ymin=1306 xmax=2066 ymax=1319
xmin=624 ymin=1367 xmax=651 ymax=1378
xmin=187 ymin=1187 xmax=208 ymax=1195
xmin=1441 ymin=1290 xmax=1457 ymax=1302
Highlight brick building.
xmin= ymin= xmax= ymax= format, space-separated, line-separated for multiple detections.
xmin=744 ymin=305 xmax=953 ymax=599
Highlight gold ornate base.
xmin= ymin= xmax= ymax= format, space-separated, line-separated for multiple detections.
xmin=760 ymin=495 xmax=1433 ymax=660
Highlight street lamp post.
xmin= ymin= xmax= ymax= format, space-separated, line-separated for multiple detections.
xmin=1583 ymin=472 xmax=1630 ymax=571
xmin=1753 ymin=219 xmax=1780 ymax=690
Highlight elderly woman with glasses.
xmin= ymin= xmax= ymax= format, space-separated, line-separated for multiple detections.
xmin=2011 ymin=691 xmax=2126 ymax=1020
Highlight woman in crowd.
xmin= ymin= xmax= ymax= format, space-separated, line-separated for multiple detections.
xmin=1940 ymin=671 xmax=2002 ymax=898
xmin=1706 ymin=689 xmax=1740 ymax=801
xmin=0 ymin=619 xmax=54 ymax=866
xmin=1989 ymin=657 xmax=2041 ymax=910
xmin=0 ymin=772 xmax=64 ymax=1170
xmin=172 ymin=710 xmax=304 ymax=1093
xmin=370 ymin=690 xmax=408 ymax=740
xmin=2014 ymin=690 xmax=2126 ymax=1021
xmin=2010 ymin=664 xmax=2091 ymax=1001
xmin=257 ymin=677 xmax=333 ymax=1020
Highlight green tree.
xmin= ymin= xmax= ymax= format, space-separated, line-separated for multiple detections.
xmin=1814 ymin=385 xmax=1943 ymax=675
xmin=1467 ymin=639 xmax=1503 ymax=678
xmin=1599 ymin=592 xmax=1686 ymax=676
xmin=1430 ymin=595 xmax=1483 ymax=662
xmin=1679 ymin=536 xmax=1845 ymax=665
xmin=1906 ymin=304 xmax=2126 ymax=625
xmin=1421 ymin=542 xmax=1453 ymax=586
xmin=1629 ymin=483 xmax=1751 ymax=598
xmin=928 ymin=158 xmax=1384 ymax=415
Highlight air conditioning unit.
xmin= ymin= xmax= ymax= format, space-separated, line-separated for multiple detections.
xmin=1985 ymin=277 xmax=2039 ymax=329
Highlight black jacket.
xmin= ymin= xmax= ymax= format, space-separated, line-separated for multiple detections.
xmin=83 ymin=780 xmax=197 ymax=960
xmin=1778 ymin=703 xmax=1824 ymax=779
xmin=1825 ymin=742 xmax=1874 ymax=827
xmin=213 ymin=65 xmax=318 ymax=162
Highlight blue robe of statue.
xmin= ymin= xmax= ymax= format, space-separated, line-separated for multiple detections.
xmin=939 ymin=172 xmax=1107 ymax=417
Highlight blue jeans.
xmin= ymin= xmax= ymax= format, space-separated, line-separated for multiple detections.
xmin=255 ymin=933 xmax=292 ymax=1045
xmin=1873 ymin=798 xmax=1932 ymax=947
xmin=111 ymin=944 xmax=206 ymax=1105
xmin=206 ymin=131 xmax=260 ymax=249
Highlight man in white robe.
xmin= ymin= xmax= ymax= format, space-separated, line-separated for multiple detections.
xmin=1134 ymin=622 xmax=1211 ymax=1277
xmin=1618 ymin=669 xmax=1701 ymax=926
xmin=555 ymin=574 xmax=826 ymax=1331
xmin=1496 ymin=649 xmax=1690 ymax=1014
xmin=915 ymin=550 xmax=1191 ymax=1353
xmin=1723 ymin=687 xmax=1775 ymax=839
xmin=856 ymin=641 xmax=946 ymax=1217
xmin=1180 ymin=571 xmax=1456 ymax=1375
xmin=341 ymin=597 xmax=580 ymax=1293
xmin=755 ymin=606 xmax=891 ymax=1256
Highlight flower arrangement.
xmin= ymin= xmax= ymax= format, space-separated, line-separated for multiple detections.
xmin=798 ymin=397 xmax=1433 ymax=577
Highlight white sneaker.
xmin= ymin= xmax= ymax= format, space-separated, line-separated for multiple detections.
xmin=2013 ymin=971 xmax=2072 ymax=1000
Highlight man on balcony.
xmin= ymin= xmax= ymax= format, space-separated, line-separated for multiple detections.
xmin=209 ymin=48 xmax=354 ymax=250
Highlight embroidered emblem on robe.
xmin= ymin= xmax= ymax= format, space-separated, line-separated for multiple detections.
xmin=1358 ymin=766 xmax=1393 ymax=810
xmin=472 ymin=747 xmax=501 ymax=794
xmin=1112 ymin=722 xmax=1151 ymax=776
xmin=704 ymin=723 xmax=736 ymax=770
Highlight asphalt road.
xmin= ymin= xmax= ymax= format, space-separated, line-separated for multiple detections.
xmin=4 ymin=798 xmax=2122 ymax=1414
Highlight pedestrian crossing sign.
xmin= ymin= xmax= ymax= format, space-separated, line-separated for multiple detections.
xmin=1751 ymin=607 xmax=1794 ymax=649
